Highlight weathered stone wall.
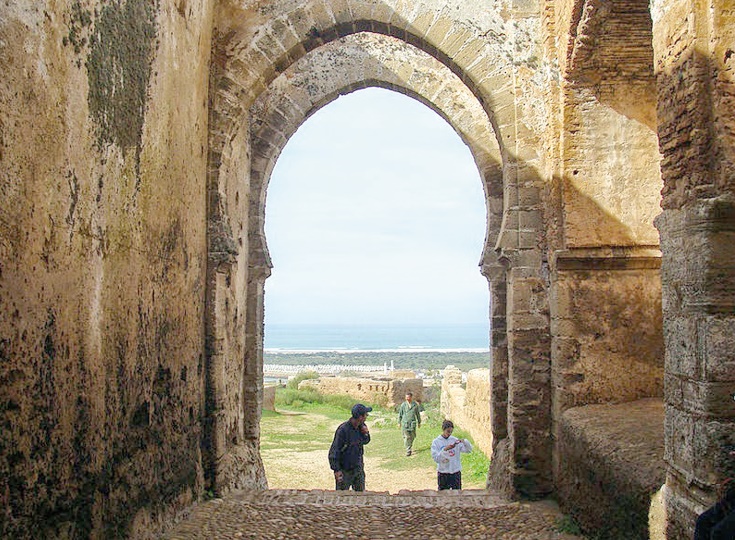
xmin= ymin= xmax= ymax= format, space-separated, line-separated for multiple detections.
xmin=557 ymin=399 xmax=665 ymax=539
xmin=551 ymin=265 xmax=664 ymax=420
xmin=0 ymin=1 xmax=213 ymax=537
xmin=440 ymin=367 xmax=492 ymax=457
xmin=0 ymin=0 xmax=732 ymax=538
xmin=651 ymin=1 xmax=735 ymax=537
xmin=544 ymin=1 xmax=667 ymax=530
xmin=300 ymin=377 xmax=423 ymax=409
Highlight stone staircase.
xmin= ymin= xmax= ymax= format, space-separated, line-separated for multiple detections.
xmin=162 ymin=489 xmax=584 ymax=539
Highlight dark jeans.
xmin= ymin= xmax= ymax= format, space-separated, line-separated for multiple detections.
xmin=336 ymin=466 xmax=365 ymax=491
xmin=694 ymin=502 xmax=735 ymax=540
xmin=438 ymin=471 xmax=462 ymax=490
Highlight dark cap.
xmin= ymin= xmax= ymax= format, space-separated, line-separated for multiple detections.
xmin=351 ymin=403 xmax=372 ymax=418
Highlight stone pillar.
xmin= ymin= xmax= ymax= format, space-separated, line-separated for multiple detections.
xmin=506 ymin=257 xmax=553 ymax=498
xmin=483 ymin=264 xmax=509 ymax=445
xmin=651 ymin=1 xmax=735 ymax=537
xmin=489 ymin=136 xmax=552 ymax=498
xmin=656 ymin=199 xmax=735 ymax=539
xmin=204 ymin=209 xmax=238 ymax=493
xmin=494 ymin=188 xmax=553 ymax=497
xmin=243 ymin=264 xmax=268 ymax=441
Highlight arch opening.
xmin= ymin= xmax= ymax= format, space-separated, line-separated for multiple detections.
xmin=206 ymin=5 xmax=532 ymax=501
xmin=259 ymin=86 xmax=492 ymax=491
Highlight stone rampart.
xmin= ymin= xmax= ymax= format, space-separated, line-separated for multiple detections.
xmin=440 ymin=366 xmax=492 ymax=457
xmin=299 ymin=376 xmax=423 ymax=409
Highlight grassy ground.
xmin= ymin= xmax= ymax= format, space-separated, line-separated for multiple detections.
xmin=260 ymin=390 xmax=490 ymax=491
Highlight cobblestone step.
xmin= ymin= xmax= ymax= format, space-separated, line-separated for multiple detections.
xmin=162 ymin=489 xmax=584 ymax=539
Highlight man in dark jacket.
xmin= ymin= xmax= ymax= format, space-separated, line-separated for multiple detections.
xmin=328 ymin=403 xmax=372 ymax=491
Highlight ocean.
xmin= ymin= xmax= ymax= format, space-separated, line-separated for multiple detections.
xmin=264 ymin=323 xmax=489 ymax=352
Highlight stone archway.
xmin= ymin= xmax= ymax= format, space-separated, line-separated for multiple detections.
xmin=205 ymin=1 xmax=551 ymax=498
xmin=245 ymin=31 xmax=506 ymax=490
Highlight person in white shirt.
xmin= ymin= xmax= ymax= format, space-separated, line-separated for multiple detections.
xmin=430 ymin=419 xmax=473 ymax=490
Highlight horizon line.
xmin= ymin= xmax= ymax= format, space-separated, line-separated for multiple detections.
xmin=264 ymin=347 xmax=490 ymax=354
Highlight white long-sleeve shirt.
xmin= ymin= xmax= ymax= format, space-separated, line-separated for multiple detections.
xmin=431 ymin=435 xmax=472 ymax=474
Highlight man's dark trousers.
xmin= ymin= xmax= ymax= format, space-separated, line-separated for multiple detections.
xmin=336 ymin=466 xmax=365 ymax=491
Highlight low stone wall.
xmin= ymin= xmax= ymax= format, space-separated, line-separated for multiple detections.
xmin=440 ymin=366 xmax=492 ymax=457
xmin=263 ymin=386 xmax=276 ymax=411
xmin=557 ymin=398 xmax=665 ymax=540
xmin=299 ymin=376 xmax=423 ymax=408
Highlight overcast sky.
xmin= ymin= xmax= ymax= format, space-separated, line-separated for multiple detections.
xmin=263 ymin=87 xmax=489 ymax=327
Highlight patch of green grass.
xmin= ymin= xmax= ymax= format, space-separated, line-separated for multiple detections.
xmin=259 ymin=409 xmax=336 ymax=451
xmin=286 ymin=370 xmax=320 ymax=389
xmin=262 ymin=394 xmax=489 ymax=488
xmin=275 ymin=387 xmax=322 ymax=406
xmin=322 ymin=393 xmax=361 ymax=411
xmin=365 ymin=407 xmax=489 ymax=485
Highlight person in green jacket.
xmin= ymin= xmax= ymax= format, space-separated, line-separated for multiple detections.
xmin=397 ymin=391 xmax=421 ymax=456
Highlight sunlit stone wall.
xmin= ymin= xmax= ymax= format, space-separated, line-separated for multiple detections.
xmin=441 ymin=367 xmax=492 ymax=457
xmin=0 ymin=1 xmax=213 ymax=537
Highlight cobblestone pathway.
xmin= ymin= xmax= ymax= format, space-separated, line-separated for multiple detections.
xmin=162 ymin=489 xmax=584 ymax=540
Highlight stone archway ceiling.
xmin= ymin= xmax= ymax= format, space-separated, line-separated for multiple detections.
xmin=211 ymin=0 xmax=524 ymax=166
xmin=567 ymin=0 xmax=654 ymax=85
xmin=248 ymin=32 xmax=504 ymax=271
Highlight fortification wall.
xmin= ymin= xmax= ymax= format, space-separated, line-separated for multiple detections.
xmin=300 ymin=377 xmax=423 ymax=409
xmin=440 ymin=367 xmax=492 ymax=457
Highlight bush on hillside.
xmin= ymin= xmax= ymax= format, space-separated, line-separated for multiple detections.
xmin=287 ymin=370 xmax=319 ymax=390
xmin=322 ymin=393 xmax=358 ymax=411
xmin=276 ymin=387 xmax=322 ymax=406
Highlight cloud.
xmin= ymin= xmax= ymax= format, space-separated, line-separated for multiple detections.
xmin=264 ymin=88 xmax=489 ymax=327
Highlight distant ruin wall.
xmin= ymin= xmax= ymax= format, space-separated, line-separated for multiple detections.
xmin=263 ymin=386 xmax=276 ymax=412
xmin=300 ymin=377 xmax=423 ymax=409
xmin=440 ymin=366 xmax=492 ymax=457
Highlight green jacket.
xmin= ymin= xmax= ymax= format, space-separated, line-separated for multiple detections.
xmin=398 ymin=401 xmax=421 ymax=431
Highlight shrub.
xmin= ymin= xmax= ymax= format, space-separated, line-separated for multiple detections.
xmin=322 ymin=393 xmax=358 ymax=411
xmin=287 ymin=370 xmax=320 ymax=390
xmin=276 ymin=387 xmax=322 ymax=407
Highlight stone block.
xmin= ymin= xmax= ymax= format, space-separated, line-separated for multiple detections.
xmin=552 ymin=337 xmax=581 ymax=370
xmin=371 ymin=2 xmax=396 ymax=27
xmin=346 ymin=0 xmax=380 ymax=21
xmin=557 ymin=400 xmax=665 ymax=539
xmin=329 ymin=0 xmax=354 ymax=25
xmin=424 ymin=14 xmax=453 ymax=48
xmin=663 ymin=314 xmax=699 ymax=378
xmin=439 ymin=24 xmax=473 ymax=59
xmin=703 ymin=315 xmax=735 ymax=381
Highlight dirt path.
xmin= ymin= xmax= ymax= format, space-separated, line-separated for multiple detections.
xmin=263 ymin=447 xmax=441 ymax=492
xmin=261 ymin=409 xmax=481 ymax=493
